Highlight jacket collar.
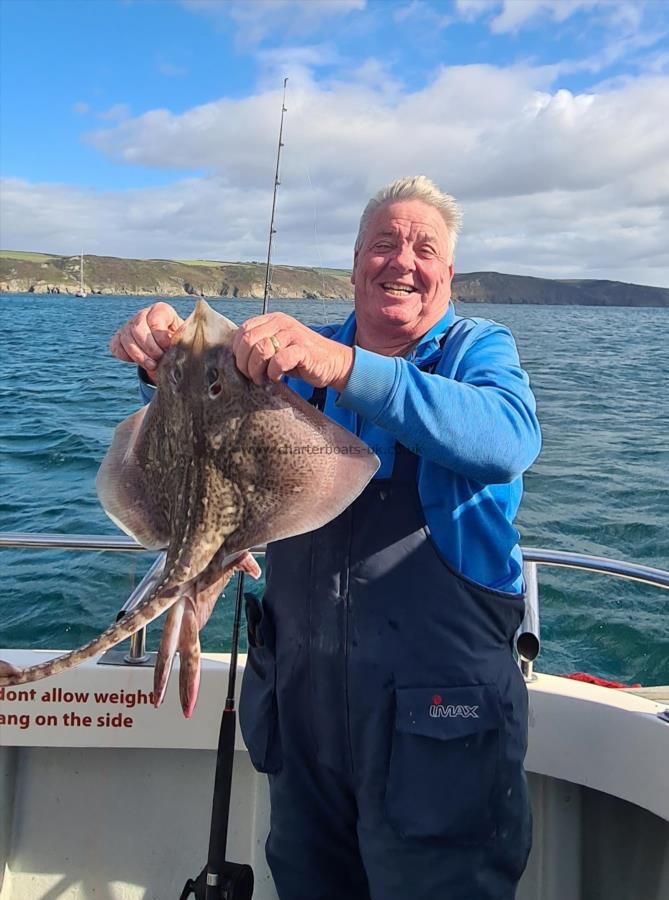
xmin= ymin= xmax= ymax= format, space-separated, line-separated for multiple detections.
xmin=330 ymin=304 xmax=456 ymax=365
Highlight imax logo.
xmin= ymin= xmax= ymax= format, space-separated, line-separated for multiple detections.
xmin=429 ymin=704 xmax=479 ymax=719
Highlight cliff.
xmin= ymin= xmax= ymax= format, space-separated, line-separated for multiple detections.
xmin=452 ymin=271 xmax=669 ymax=308
xmin=0 ymin=253 xmax=353 ymax=300
xmin=1 ymin=252 xmax=668 ymax=307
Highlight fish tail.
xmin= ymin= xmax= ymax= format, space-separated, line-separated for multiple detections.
xmin=0 ymin=571 xmax=187 ymax=688
xmin=178 ymin=604 xmax=201 ymax=718
xmin=0 ymin=660 xmax=22 ymax=684
xmin=153 ymin=598 xmax=186 ymax=708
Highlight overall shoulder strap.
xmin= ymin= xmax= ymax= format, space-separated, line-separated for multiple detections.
xmin=420 ymin=327 xmax=452 ymax=374
xmin=308 ymin=386 xmax=327 ymax=412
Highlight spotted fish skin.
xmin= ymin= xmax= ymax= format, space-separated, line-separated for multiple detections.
xmin=0 ymin=299 xmax=379 ymax=709
xmin=153 ymin=550 xmax=261 ymax=717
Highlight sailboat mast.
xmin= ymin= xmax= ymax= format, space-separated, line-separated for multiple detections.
xmin=79 ymin=253 xmax=84 ymax=292
xmin=262 ymin=78 xmax=288 ymax=315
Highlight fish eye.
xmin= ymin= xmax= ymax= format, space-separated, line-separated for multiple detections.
xmin=207 ymin=365 xmax=223 ymax=399
xmin=169 ymin=364 xmax=183 ymax=388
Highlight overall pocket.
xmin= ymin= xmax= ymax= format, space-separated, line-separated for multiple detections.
xmin=239 ymin=595 xmax=282 ymax=774
xmin=385 ymin=684 xmax=502 ymax=843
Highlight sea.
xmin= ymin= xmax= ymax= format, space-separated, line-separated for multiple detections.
xmin=1 ymin=294 xmax=667 ymax=685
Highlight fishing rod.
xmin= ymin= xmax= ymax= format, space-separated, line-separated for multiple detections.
xmin=262 ymin=77 xmax=288 ymax=315
xmin=180 ymin=78 xmax=289 ymax=900
xmin=179 ymin=573 xmax=253 ymax=900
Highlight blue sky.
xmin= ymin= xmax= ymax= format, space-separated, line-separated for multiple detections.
xmin=1 ymin=0 xmax=668 ymax=285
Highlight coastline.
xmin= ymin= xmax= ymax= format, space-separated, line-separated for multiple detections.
xmin=1 ymin=253 xmax=669 ymax=306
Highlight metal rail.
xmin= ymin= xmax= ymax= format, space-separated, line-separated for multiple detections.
xmin=1 ymin=533 xmax=666 ymax=587
xmin=2 ymin=533 xmax=667 ymax=677
xmin=516 ymin=549 xmax=669 ymax=679
xmin=521 ymin=547 xmax=669 ymax=590
xmin=0 ymin=532 xmax=190 ymax=553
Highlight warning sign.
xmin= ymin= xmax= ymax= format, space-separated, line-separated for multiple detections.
xmin=0 ymin=685 xmax=152 ymax=730
xmin=0 ymin=649 xmax=244 ymax=751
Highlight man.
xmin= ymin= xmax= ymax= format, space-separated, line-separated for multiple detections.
xmin=111 ymin=176 xmax=541 ymax=899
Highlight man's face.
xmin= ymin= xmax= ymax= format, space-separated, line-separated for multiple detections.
xmin=352 ymin=199 xmax=454 ymax=343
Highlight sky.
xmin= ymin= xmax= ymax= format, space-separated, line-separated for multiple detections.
xmin=1 ymin=0 xmax=668 ymax=286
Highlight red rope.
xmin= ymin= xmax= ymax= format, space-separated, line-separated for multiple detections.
xmin=565 ymin=672 xmax=641 ymax=689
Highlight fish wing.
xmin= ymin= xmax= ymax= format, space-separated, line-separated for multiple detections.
xmin=96 ymin=406 xmax=171 ymax=550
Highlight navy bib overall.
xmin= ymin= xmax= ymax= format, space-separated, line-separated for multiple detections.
xmin=240 ymin=380 xmax=532 ymax=900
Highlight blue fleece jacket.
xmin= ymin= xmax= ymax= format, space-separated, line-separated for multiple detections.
xmin=139 ymin=304 xmax=540 ymax=594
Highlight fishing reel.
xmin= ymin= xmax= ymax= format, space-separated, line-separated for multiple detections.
xmin=180 ymin=861 xmax=254 ymax=900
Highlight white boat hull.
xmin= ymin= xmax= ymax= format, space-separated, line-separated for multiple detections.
xmin=1 ymin=651 xmax=668 ymax=899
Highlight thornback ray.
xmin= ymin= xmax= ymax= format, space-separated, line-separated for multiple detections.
xmin=0 ymin=299 xmax=379 ymax=709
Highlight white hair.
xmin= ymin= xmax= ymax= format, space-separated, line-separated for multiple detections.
xmin=355 ymin=175 xmax=463 ymax=262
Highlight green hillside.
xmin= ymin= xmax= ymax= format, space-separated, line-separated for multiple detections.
xmin=0 ymin=253 xmax=353 ymax=300
xmin=1 ymin=252 xmax=667 ymax=306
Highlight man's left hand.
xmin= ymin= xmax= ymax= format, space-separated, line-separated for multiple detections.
xmin=232 ymin=313 xmax=354 ymax=392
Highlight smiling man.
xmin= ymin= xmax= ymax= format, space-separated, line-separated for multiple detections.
xmin=352 ymin=194 xmax=456 ymax=352
xmin=111 ymin=176 xmax=541 ymax=900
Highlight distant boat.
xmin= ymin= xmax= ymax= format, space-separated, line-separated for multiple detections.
xmin=75 ymin=252 xmax=87 ymax=297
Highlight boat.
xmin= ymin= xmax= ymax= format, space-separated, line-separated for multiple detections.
xmin=1 ymin=533 xmax=667 ymax=900
xmin=75 ymin=253 xmax=87 ymax=298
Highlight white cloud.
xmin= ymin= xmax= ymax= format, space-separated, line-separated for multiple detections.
xmin=97 ymin=103 xmax=131 ymax=122
xmin=72 ymin=101 xmax=90 ymax=116
xmin=455 ymin=0 xmax=498 ymax=23
xmin=491 ymin=1 xmax=596 ymax=33
xmin=557 ymin=26 xmax=668 ymax=77
xmin=181 ymin=0 xmax=366 ymax=45
xmin=455 ymin=0 xmax=645 ymax=35
xmin=4 ymin=63 xmax=669 ymax=286
xmin=394 ymin=0 xmax=422 ymax=23
xmin=255 ymin=43 xmax=342 ymax=85
xmin=0 ymin=175 xmax=291 ymax=262
xmin=639 ymin=49 xmax=669 ymax=75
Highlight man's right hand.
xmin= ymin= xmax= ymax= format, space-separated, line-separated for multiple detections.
xmin=109 ymin=302 xmax=184 ymax=380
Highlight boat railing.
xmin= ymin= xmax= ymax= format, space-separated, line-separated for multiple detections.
xmin=1 ymin=533 xmax=668 ymax=680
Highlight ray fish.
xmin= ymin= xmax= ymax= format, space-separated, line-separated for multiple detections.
xmin=0 ymin=299 xmax=379 ymax=715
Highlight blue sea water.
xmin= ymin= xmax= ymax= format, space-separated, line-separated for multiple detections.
xmin=0 ymin=294 xmax=667 ymax=684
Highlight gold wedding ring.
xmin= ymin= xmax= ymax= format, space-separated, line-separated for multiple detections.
xmin=269 ymin=334 xmax=281 ymax=352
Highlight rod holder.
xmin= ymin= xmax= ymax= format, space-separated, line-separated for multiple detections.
xmin=516 ymin=559 xmax=540 ymax=682
xmin=99 ymin=553 xmax=166 ymax=667
xmin=126 ymin=628 xmax=148 ymax=665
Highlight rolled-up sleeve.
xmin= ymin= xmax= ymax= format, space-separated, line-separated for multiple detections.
xmin=138 ymin=367 xmax=157 ymax=405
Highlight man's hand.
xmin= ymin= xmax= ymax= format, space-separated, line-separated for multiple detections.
xmin=110 ymin=302 xmax=184 ymax=380
xmin=232 ymin=312 xmax=354 ymax=392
